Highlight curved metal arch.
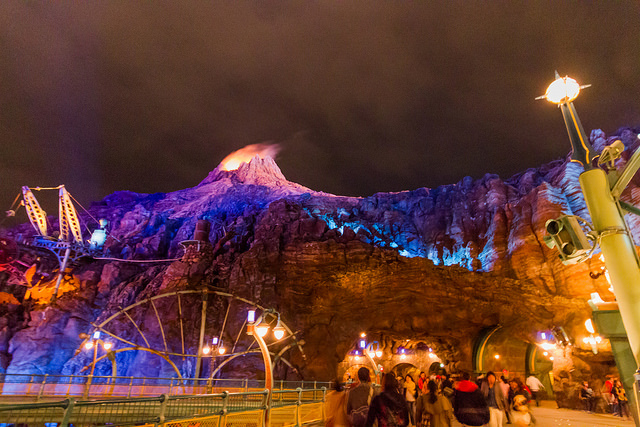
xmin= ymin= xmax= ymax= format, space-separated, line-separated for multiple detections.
xmin=77 ymin=289 xmax=305 ymax=380
xmin=81 ymin=346 xmax=183 ymax=379
xmin=209 ymin=348 xmax=299 ymax=380
xmin=472 ymin=325 xmax=503 ymax=373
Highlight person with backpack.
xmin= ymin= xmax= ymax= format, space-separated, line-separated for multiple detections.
xmin=348 ymin=367 xmax=376 ymax=427
xmin=416 ymin=380 xmax=454 ymax=427
xmin=366 ymin=373 xmax=409 ymax=427
xmin=453 ymin=372 xmax=490 ymax=426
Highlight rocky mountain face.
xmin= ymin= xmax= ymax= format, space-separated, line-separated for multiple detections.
xmin=1 ymin=128 xmax=639 ymax=381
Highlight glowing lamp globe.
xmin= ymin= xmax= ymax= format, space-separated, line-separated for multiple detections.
xmin=256 ymin=323 xmax=269 ymax=337
xmin=544 ymin=76 xmax=581 ymax=104
xmin=84 ymin=341 xmax=94 ymax=350
xmin=368 ymin=350 xmax=376 ymax=358
xmin=273 ymin=325 xmax=285 ymax=340
xmin=375 ymin=350 xmax=383 ymax=358
xmin=585 ymin=319 xmax=595 ymax=334
xmin=103 ymin=342 xmax=113 ymax=351
xmin=202 ymin=345 xmax=211 ymax=355
xmin=218 ymin=346 xmax=226 ymax=355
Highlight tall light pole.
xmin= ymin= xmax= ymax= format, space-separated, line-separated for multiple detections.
xmin=246 ymin=309 xmax=286 ymax=427
xmin=81 ymin=331 xmax=114 ymax=399
xmin=540 ymin=72 xmax=640 ymax=425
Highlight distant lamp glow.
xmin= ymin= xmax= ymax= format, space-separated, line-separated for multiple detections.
xmin=595 ymin=336 xmax=602 ymax=344
xmin=428 ymin=348 xmax=433 ymax=352
xmin=543 ymin=76 xmax=581 ymax=104
xmin=202 ymin=345 xmax=211 ymax=355
xmin=256 ymin=322 xmax=269 ymax=337
xmin=583 ymin=337 xmax=590 ymax=344
xmin=84 ymin=341 xmax=94 ymax=350
xmin=247 ymin=310 xmax=256 ymax=323
xmin=375 ymin=350 xmax=383 ymax=358
xmin=549 ymin=356 xmax=555 ymax=361
xmin=494 ymin=354 xmax=500 ymax=360
xmin=401 ymin=354 xmax=407 ymax=360
xmin=103 ymin=341 xmax=112 ymax=351
xmin=429 ymin=353 xmax=436 ymax=359
xmin=354 ymin=355 xmax=360 ymax=361
xmin=540 ymin=342 xmax=555 ymax=351
xmin=439 ymin=363 xmax=444 ymax=368
xmin=585 ymin=319 xmax=595 ymax=334
xmin=360 ymin=332 xmax=366 ymax=338
xmin=543 ymin=351 xmax=548 ymax=356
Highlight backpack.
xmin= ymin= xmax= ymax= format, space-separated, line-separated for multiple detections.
xmin=350 ymin=386 xmax=374 ymax=427
xmin=454 ymin=389 xmax=489 ymax=426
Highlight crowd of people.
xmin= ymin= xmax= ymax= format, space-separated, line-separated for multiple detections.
xmin=324 ymin=367 xmax=544 ymax=427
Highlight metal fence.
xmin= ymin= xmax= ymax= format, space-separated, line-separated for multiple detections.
xmin=0 ymin=387 xmax=326 ymax=427
xmin=0 ymin=373 xmax=330 ymax=401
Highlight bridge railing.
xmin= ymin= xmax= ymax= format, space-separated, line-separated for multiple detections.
xmin=0 ymin=373 xmax=330 ymax=400
xmin=0 ymin=387 xmax=327 ymax=427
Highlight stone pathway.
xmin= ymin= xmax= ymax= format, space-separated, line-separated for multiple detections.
xmin=450 ymin=400 xmax=635 ymax=426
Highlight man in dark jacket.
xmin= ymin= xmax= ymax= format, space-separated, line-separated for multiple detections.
xmin=365 ymin=373 xmax=409 ymax=427
xmin=453 ymin=372 xmax=490 ymax=427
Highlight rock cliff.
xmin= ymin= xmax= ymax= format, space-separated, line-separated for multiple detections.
xmin=1 ymin=128 xmax=639 ymax=380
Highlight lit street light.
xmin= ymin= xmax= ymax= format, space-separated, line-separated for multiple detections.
xmin=540 ymin=71 xmax=640 ymax=426
xmin=80 ymin=331 xmax=115 ymax=399
xmin=247 ymin=309 xmax=287 ymax=427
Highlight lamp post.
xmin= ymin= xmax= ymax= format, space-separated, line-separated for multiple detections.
xmin=540 ymin=72 xmax=640 ymax=366
xmin=540 ymin=72 xmax=640 ymax=425
xmin=247 ymin=309 xmax=286 ymax=427
xmin=81 ymin=331 xmax=114 ymax=399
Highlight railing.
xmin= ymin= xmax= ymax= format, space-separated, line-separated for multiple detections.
xmin=0 ymin=387 xmax=327 ymax=427
xmin=0 ymin=373 xmax=330 ymax=401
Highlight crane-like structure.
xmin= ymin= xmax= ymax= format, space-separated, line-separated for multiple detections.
xmin=6 ymin=185 xmax=104 ymax=302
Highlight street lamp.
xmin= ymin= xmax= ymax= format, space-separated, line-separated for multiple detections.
xmin=80 ymin=331 xmax=115 ymax=399
xmin=539 ymin=71 xmax=640 ymax=367
xmin=247 ymin=308 xmax=287 ymax=427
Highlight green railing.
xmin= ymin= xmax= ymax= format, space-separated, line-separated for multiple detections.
xmin=0 ymin=387 xmax=326 ymax=427
xmin=0 ymin=373 xmax=329 ymax=401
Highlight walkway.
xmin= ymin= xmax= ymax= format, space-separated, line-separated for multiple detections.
xmin=451 ymin=401 xmax=635 ymax=426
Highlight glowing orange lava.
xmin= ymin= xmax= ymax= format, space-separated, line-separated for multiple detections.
xmin=220 ymin=143 xmax=281 ymax=171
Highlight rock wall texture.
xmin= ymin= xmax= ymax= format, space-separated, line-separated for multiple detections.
xmin=1 ymin=128 xmax=639 ymax=380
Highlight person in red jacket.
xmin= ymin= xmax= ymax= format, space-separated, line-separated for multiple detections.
xmin=453 ymin=372 xmax=489 ymax=426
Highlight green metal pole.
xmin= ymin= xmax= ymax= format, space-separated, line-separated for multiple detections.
xmin=580 ymin=168 xmax=640 ymax=364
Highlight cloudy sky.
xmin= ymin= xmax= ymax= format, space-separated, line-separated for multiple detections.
xmin=1 ymin=1 xmax=639 ymax=207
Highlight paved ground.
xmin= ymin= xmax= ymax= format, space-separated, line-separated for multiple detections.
xmin=451 ymin=400 xmax=636 ymax=426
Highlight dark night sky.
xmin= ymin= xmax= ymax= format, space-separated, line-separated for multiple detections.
xmin=1 ymin=2 xmax=639 ymax=207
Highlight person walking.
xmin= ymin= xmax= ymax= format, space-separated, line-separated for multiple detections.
xmin=453 ymin=372 xmax=489 ymax=427
xmin=365 ymin=373 xmax=409 ymax=427
xmin=612 ymin=379 xmax=631 ymax=420
xmin=480 ymin=371 xmax=508 ymax=427
xmin=416 ymin=380 xmax=454 ymax=427
xmin=347 ymin=367 xmax=376 ymax=427
xmin=601 ymin=375 xmax=614 ymax=413
xmin=404 ymin=375 xmax=418 ymax=426
xmin=417 ymin=372 xmax=428 ymax=394
xmin=325 ymin=379 xmax=350 ymax=427
xmin=525 ymin=374 xmax=544 ymax=407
